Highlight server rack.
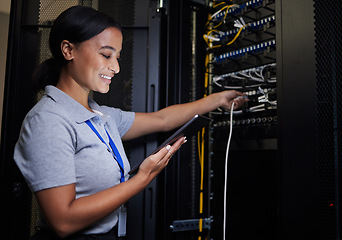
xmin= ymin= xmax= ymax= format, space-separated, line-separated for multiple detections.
xmin=1 ymin=0 xmax=342 ymax=240
xmin=166 ymin=0 xmax=341 ymax=240
xmin=204 ymin=1 xmax=277 ymax=239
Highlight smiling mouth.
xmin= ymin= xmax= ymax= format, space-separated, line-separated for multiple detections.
xmin=100 ymin=74 xmax=112 ymax=80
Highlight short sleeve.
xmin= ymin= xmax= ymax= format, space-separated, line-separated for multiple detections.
xmin=14 ymin=112 xmax=76 ymax=192
xmin=100 ymin=106 xmax=135 ymax=137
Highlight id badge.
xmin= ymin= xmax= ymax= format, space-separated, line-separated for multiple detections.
xmin=118 ymin=205 xmax=127 ymax=237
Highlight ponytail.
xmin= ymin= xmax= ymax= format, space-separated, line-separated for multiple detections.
xmin=32 ymin=58 xmax=61 ymax=93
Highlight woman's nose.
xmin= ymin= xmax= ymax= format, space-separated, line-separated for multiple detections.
xmin=109 ymin=58 xmax=120 ymax=74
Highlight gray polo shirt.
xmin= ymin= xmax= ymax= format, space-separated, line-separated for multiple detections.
xmin=14 ymin=85 xmax=135 ymax=234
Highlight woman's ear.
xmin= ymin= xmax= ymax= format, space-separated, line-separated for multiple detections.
xmin=61 ymin=40 xmax=74 ymax=61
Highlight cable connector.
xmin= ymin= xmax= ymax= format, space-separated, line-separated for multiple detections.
xmin=258 ymin=87 xmax=277 ymax=106
xmin=233 ymin=17 xmax=246 ymax=29
xmin=258 ymin=86 xmax=268 ymax=103
xmin=203 ymin=34 xmax=221 ymax=42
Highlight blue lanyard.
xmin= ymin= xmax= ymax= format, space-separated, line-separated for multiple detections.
xmin=85 ymin=120 xmax=125 ymax=183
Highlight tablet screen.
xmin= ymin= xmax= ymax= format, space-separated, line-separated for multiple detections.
xmin=129 ymin=115 xmax=212 ymax=174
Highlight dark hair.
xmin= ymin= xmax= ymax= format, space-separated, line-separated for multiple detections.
xmin=33 ymin=5 xmax=121 ymax=92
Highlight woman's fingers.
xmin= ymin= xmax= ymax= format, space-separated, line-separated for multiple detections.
xmin=138 ymin=136 xmax=187 ymax=177
xmin=157 ymin=136 xmax=187 ymax=165
xmin=165 ymin=144 xmax=173 ymax=157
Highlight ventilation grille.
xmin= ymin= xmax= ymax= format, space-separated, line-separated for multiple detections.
xmin=314 ymin=0 xmax=342 ymax=239
xmin=93 ymin=1 xmax=135 ymax=111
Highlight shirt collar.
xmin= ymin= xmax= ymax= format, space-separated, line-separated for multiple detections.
xmin=44 ymin=85 xmax=110 ymax=124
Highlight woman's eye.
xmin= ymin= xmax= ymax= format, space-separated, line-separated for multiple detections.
xmin=101 ymin=54 xmax=110 ymax=59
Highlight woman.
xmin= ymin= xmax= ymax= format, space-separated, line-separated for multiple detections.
xmin=14 ymin=5 xmax=247 ymax=240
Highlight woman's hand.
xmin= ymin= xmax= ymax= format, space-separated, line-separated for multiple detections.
xmin=136 ymin=136 xmax=187 ymax=181
xmin=218 ymin=90 xmax=249 ymax=110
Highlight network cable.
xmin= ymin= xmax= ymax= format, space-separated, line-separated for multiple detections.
xmin=223 ymin=101 xmax=235 ymax=240
xmin=204 ymin=17 xmax=246 ymax=49
xmin=212 ymin=63 xmax=276 ymax=89
xmin=197 ymin=128 xmax=206 ymax=240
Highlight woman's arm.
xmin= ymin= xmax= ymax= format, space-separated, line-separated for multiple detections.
xmin=35 ymin=137 xmax=185 ymax=238
xmin=122 ymin=90 xmax=247 ymax=141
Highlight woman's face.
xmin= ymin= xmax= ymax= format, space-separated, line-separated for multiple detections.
xmin=66 ymin=27 xmax=123 ymax=94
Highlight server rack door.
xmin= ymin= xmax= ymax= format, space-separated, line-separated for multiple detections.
xmin=276 ymin=0 xmax=316 ymax=239
xmin=1 ymin=0 xmax=43 ymax=238
xmin=277 ymin=0 xmax=342 ymax=239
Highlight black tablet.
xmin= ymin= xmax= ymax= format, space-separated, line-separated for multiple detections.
xmin=128 ymin=114 xmax=212 ymax=175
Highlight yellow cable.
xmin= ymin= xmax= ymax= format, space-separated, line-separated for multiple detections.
xmin=200 ymin=128 xmax=205 ymax=190
xmin=197 ymin=131 xmax=202 ymax=240
xmin=226 ymin=25 xmax=245 ymax=45
xmin=207 ymin=4 xmax=232 ymax=25
xmin=205 ymin=3 xmax=246 ymax=49
xmin=198 ymin=5 xmax=218 ymax=238
xmin=198 ymin=127 xmax=205 ymax=239
xmin=205 ymin=25 xmax=245 ymax=49
xmin=199 ymin=215 xmax=203 ymax=231
xmin=213 ymin=21 xmax=223 ymax=29
xmin=213 ymin=2 xmax=226 ymax=8
xmin=203 ymin=29 xmax=221 ymax=48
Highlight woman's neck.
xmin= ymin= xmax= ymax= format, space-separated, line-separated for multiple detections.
xmin=56 ymin=75 xmax=92 ymax=112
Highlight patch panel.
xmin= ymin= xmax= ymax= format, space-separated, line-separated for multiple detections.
xmin=213 ymin=63 xmax=276 ymax=82
xmin=214 ymin=39 xmax=276 ymax=62
xmin=218 ymin=15 xmax=275 ymax=39
xmin=213 ymin=115 xmax=277 ymax=128
xmin=212 ymin=0 xmax=274 ymax=21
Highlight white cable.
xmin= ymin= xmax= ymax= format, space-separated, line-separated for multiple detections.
xmin=230 ymin=74 xmax=245 ymax=80
xmin=204 ymin=34 xmax=221 ymax=42
xmin=248 ymin=72 xmax=264 ymax=82
xmin=255 ymin=68 xmax=264 ymax=79
xmin=237 ymin=72 xmax=250 ymax=78
xmin=223 ymin=101 xmax=235 ymax=240
xmin=213 ymin=78 xmax=262 ymax=89
xmin=249 ymin=104 xmax=265 ymax=111
xmin=211 ymin=7 xmax=226 ymax=19
xmin=239 ymin=17 xmax=246 ymax=27
xmin=213 ymin=63 xmax=276 ymax=83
